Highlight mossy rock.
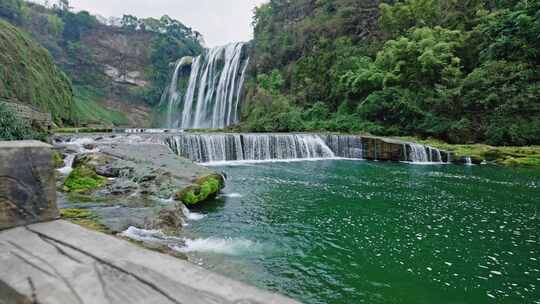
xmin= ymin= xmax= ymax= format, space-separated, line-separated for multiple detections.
xmin=63 ymin=166 xmax=107 ymax=193
xmin=52 ymin=151 xmax=65 ymax=168
xmin=175 ymin=174 xmax=225 ymax=205
xmin=73 ymin=153 xmax=112 ymax=170
xmin=60 ymin=208 xmax=110 ymax=233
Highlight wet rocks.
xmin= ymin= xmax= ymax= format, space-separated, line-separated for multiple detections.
xmin=55 ymin=135 xmax=224 ymax=234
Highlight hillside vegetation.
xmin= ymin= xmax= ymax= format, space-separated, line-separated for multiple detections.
xmin=0 ymin=19 xmax=74 ymax=124
xmin=0 ymin=0 xmax=202 ymax=126
xmin=243 ymin=0 xmax=540 ymax=146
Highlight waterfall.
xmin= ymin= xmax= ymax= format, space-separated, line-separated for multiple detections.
xmin=164 ymin=57 xmax=193 ymax=128
xmin=164 ymin=133 xmax=454 ymax=165
xmin=166 ymin=134 xmax=363 ymax=163
xmin=465 ymin=157 xmax=473 ymax=166
xmin=404 ymin=143 xmax=448 ymax=163
xmin=408 ymin=143 xmax=430 ymax=163
xmin=163 ymin=42 xmax=249 ymax=129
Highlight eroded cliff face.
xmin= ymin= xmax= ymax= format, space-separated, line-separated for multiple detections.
xmin=64 ymin=26 xmax=154 ymax=127
xmin=81 ymin=27 xmax=152 ymax=89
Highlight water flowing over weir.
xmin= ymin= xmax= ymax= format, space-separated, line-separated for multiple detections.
xmin=164 ymin=133 xmax=449 ymax=164
xmin=162 ymin=42 xmax=249 ymax=129
xmin=166 ymin=134 xmax=363 ymax=163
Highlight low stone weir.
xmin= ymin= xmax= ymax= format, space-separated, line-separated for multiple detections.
xmin=165 ymin=133 xmax=452 ymax=164
xmin=166 ymin=133 xmax=343 ymax=163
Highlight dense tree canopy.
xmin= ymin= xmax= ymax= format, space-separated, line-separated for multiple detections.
xmin=243 ymin=0 xmax=540 ymax=145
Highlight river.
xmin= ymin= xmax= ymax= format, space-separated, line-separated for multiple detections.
xmin=180 ymin=160 xmax=539 ymax=304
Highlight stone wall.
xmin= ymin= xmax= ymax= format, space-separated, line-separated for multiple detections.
xmin=0 ymin=100 xmax=53 ymax=130
xmin=362 ymin=136 xmax=405 ymax=161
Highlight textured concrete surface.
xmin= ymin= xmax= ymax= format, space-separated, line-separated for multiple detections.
xmin=0 ymin=141 xmax=58 ymax=230
xmin=0 ymin=220 xmax=300 ymax=304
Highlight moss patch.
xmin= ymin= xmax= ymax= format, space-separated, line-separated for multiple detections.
xmin=396 ymin=136 xmax=540 ymax=167
xmin=60 ymin=208 xmax=110 ymax=233
xmin=63 ymin=166 xmax=106 ymax=193
xmin=52 ymin=151 xmax=64 ymax=168
xmin=176 ymin=174 xmax=224 ymax=205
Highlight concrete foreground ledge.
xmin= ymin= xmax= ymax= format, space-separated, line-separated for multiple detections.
xmin=0 ymin=220 xmax=300 ymax=304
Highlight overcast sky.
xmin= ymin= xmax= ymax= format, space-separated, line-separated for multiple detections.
xmin=63 ymin=0 xmax=268 ymax=47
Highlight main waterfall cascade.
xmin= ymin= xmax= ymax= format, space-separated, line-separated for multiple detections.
xmin=165 ymin=133 xmax=449 ymax=164
xmin=162 ymin=42 xmax=250 ymax=129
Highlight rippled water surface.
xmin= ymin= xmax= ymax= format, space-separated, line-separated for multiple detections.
xmin=183 ymin=161 xmax=540 ymax=304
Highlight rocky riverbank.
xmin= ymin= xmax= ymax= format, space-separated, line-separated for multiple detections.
xmin=52 ymin=134 xmax=224 ymax=252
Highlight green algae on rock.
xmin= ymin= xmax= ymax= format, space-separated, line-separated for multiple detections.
xmin=60 ymin=208 xmax=110 ymax=233
xmin=63 ymin=166 xmax=107 ymax=193
xmin=176 ymin=174 xmax=225 ymax=205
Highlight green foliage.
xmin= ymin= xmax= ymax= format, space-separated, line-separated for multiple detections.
xmin=59 ymin=10 xmax=98 ymax=42
xmin=1 ymin=0 xmax=203 ymax=124
xmin=375 ymin=27 xmax=464 ymax=88
xmin=52 ymin=151 xmax=65 ymax=168
xmin=461 ymin=60 xmax=540 ymax=145
xmin=379 ymin=0 xmax=485 ymax=36
xmin=477 ymin=1 xmax=540 ymax=62
xmin=257 ymin=70 xmax=284 ymax=94
xmin=72 ymin=86 xmax=129 ymax=126
xmin=0 ymin=0 xmax=21 ymax=23
xmin=64 ymin=166 xmax=106 ymax=193
xmin=0 ymin=19 xmax=74 ymax=124
xmin=246 ymin=0 xmax=540 ymax=146
xmin=0 ymin=102 xmax=39 ymax=140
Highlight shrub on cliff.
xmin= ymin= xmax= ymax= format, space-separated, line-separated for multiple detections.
xmin=0 ymin=103 xmax=38 ymax=140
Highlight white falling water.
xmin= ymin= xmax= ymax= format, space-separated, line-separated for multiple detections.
xmin=166 ymin=134 xmax=364 ymax=164
xmin=408 ymin=143 xmax=430 ymax=163
xmin=165 ymin=57 xmax=193 ymax=128
xmin=404 ymin=143 xmax=448 ymax=163
xmin=163 ymin=42 xmax=249 ymax=129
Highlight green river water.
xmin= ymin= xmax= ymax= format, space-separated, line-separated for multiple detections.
xmin=181 ymin=160 xmax=539 ymax=304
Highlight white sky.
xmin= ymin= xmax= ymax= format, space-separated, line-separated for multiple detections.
xmin=50 ymin=0 xmax=268 ymax=46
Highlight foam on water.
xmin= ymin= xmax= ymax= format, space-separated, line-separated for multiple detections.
xmin=176 ymin=237 xmax=261 ymax=256
xmin=180 ymin=204 xmax=206 ymax=221
xmin=57 ymin=154 xmax=76 ymax=175
xmin=119 ymin=226 xmax=177 ymax=243
xmin=221 ymin=193 xmax=243 ymax=198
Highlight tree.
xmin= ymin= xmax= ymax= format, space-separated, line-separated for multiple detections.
xmin=0 ymin=0 xmax=22 ymax=24
xmin=58 ymin=0 xmax=70 ymax=11
xmin=375 ymin=26 xmax=464 ymax=89
xmin=121 ymin=14 xmax=139 ymax=31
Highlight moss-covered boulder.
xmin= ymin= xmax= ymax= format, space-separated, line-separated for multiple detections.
xmin=175 ymin=174 xmax=225 ymax=205
xmin=63 ymin=166 xmax=107 ymax=193
xmin=0 ymin=20 xmax=74 ymax=125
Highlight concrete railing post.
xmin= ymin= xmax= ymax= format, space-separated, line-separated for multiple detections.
xmin=0 ymin=140 xmax=59 ymax=230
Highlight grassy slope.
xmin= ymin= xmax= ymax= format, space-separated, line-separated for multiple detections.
xmin=73 ymin=86 xmax=129 ymax=126
xmin=397 ymin=136 xmax=540 ymax=167
xmin=0 ymin=19 xmax=74 ymax=124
